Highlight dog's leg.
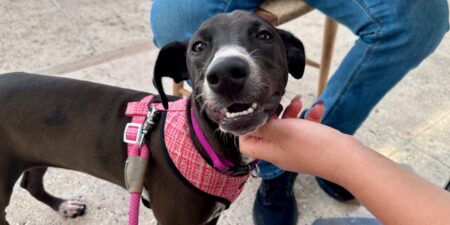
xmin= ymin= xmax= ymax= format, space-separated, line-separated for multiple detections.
xmin=0 ymin=187 xmax=11 ymax=225
xmin=20 ymin=167 xmax=86 ymax=218
xmin=206 ymin=217 xmax=219 ymax=225
xmin=0 ymin=157 xmax=22 ymax=225
xmin=0 ymin=181 xmax=12 ymax=225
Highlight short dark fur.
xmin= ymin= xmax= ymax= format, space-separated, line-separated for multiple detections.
xmin=0 ymin=11 xmax=305 ymax=225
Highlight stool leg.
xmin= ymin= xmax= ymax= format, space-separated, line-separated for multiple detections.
xmin=173 ymin=82 xmax=184 ymax=97
xmin=445 ymin=179 xmax=450 ymax=192
xmin=317 ymin=17 xmax=338 ymax=97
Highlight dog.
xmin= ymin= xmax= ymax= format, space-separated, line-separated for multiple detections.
xmin=0 ymin=11 xmax=305 ymax=225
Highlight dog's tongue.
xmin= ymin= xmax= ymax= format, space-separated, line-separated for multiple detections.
xmin=271 ymin=104 xmax=284 ymax=119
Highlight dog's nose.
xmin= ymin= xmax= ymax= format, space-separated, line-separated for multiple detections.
xmin=206 ymin=57 xmax=250 ymax=96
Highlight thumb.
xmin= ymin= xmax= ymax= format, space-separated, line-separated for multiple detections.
xmin=239 ymin=134 xmax=282 ymax=161
xmin=306 ymin=101 xmax=324 ymax=123
xmin=282 ymin=96 xmax=302 ymax=119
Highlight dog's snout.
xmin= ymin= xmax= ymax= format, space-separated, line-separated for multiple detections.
xmin=207 ymin=57 xmax=250 ymax=95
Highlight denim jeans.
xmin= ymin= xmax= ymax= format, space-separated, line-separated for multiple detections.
xmin=151 ymin=0 xmax=449 ymax=179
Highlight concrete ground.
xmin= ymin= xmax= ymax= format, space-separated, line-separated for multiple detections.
xmin=1 ymin=0 xmax=449 ymax=224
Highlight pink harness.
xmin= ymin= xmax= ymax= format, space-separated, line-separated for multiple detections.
xmin=123 ymin=96 xmax=253 ymax=225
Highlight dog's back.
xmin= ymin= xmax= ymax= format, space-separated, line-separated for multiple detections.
xmin=0 ymin=72 xmax=147 ymax=167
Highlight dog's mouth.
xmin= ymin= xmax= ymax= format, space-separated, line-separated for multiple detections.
xmin=206 ymin=95 xmax=282 ymax=136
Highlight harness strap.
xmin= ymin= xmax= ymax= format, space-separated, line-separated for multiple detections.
xmin=190 ymin=107 xmax=259 ymax=177
xmin=190 ymin=108 xmax=234 ymax=173
xmin=124 ymin=95 xmax=154 ymax=225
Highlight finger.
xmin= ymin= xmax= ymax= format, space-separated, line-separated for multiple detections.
xmin=282 ymin=96 xmax=302 ymax=119
xmin=239 ymin=135 xmax=281 ymax=161
xmin=250 ymin=118 xmax=301 ymax=145
xmin=306 ymin=100 xmax=324 ymax=123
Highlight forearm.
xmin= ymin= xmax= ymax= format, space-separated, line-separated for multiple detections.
xmin=240 ymin=117 xmax=450 ymax=224
xmin=331 ymin=137 xmax=450 ymax=225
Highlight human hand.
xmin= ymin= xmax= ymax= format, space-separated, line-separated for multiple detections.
xmin=243 ymin=98 xmax=450 ymax=225
xmin=239 ymin=97 xmax=351 ymax=180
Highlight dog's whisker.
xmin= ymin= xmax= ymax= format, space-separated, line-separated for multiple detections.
xmin=200 ymin=101 xmax=209 ymax=114
xmin=214 ymin=128 xmax=226 ymax=140
xmin=249 ymin=49 xmax=261 ymax=57
xmin=233 ymin=136 xmax=239 ymax=149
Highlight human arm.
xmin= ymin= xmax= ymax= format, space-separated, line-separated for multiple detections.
xmin=239 ymin=97 xmax=450 ymax=225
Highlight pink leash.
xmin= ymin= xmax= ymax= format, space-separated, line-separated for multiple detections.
xmin=123 ymin=96 xmax=155 ymax=225
xmin=124 ymin=96 xmax=185 ymax=225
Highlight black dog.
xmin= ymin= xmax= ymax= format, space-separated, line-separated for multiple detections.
xmin=0 ymin=11 xmax=305 ymax=225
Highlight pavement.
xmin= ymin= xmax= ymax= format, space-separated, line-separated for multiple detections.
xmin=1 ymin=0 xmax=450 ymax=224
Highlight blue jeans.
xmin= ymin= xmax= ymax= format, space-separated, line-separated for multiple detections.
xmin=151 ymin=0 xmax=449 ymax=179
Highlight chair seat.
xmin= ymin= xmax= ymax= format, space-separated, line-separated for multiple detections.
xmin=257 ymin=0 xmax=314 ymax=25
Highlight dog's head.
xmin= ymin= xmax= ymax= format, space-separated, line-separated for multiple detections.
xmin=154 ymin=11 xmax=305 ymax=136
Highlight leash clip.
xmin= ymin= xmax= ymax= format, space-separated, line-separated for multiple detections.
xmin=221 ymin=162 xmax=258 ymax=177
xmin=138 ymin=107 xmax=160 ymax=146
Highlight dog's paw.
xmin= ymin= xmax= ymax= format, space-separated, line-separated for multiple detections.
xmin=58 ymin=200 xmax=86 ymax=218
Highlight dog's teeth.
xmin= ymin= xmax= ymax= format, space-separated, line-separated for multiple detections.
xmin=221 ymin=107 xmax=228 ymax=113
xmin=225 ymin=104 xmax=257 ymax=119
xmin=251 ymin=103 xmax=257 ymax=109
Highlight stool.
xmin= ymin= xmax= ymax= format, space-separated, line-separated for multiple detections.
xmin=172 ymin=0 xmax=338 ymax=98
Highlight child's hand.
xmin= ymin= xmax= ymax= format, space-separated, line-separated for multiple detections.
xmin=239 ymin=97 xmax=348 ymax=178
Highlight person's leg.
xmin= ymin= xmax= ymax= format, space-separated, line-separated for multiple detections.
xmin=151 ymin=0 xmax=264 ymax=48
xmin=302 ymin=0 xmax=449 ymax=200
xmin=150 ymin=0 xmax=449 ymax=223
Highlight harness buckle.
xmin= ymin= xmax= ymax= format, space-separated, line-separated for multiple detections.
xmin=123 ymin=123 xmax=144 ymax=144
xmin=123 ymin=107 xmax=160 ymax=146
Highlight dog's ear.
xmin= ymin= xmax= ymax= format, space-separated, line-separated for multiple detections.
xmin=153 ymin=41 xmax=190 ymax=109
xmin=276 ymin=29 xmax=306 ymax=79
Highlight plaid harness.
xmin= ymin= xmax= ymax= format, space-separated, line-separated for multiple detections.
xmin=123 ymin=96 xmax=251 ymax=222
xmin=161 ymin=98 xmax=250 ymax=206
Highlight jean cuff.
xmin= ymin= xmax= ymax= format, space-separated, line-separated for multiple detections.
xmin=257 ymin=160 xmax=286 ymax=180
xmin=258 ymin=168 xmax=285 ymax=180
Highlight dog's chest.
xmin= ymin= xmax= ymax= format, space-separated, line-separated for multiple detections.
xmin=207 ymin=203 xmax=226 ymax=223
xmin=159 ymin=98 xmax=250 ymax=206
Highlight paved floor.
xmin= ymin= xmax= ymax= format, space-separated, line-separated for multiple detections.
xmin=1 ymin=0 xmax=450 ymax=224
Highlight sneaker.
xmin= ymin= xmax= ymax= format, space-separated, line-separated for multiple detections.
xmin=253 ymin=171 xmax=298 ymax=225
xmin=316 ymin=177 xmax=355 ymax=201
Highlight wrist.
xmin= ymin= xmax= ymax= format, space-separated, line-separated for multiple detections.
xmin=322 ymin=134 xmax=364 ymax=187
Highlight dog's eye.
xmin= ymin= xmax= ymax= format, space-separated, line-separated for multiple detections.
xmin=256 ymin=31 xmax=273 ymax=41
xmin=192 ymin=41 xmax=207 ymax=53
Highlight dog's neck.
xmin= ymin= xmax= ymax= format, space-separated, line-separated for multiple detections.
xmin=188 ymin=97 xmax=243 ymax=166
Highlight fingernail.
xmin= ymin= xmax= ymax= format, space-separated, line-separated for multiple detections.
xmin=292 ymin=95 xmax=302 ymax=102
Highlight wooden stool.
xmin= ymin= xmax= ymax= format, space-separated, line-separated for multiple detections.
xmin=173 ymin=0 xmax=338 ymax=97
